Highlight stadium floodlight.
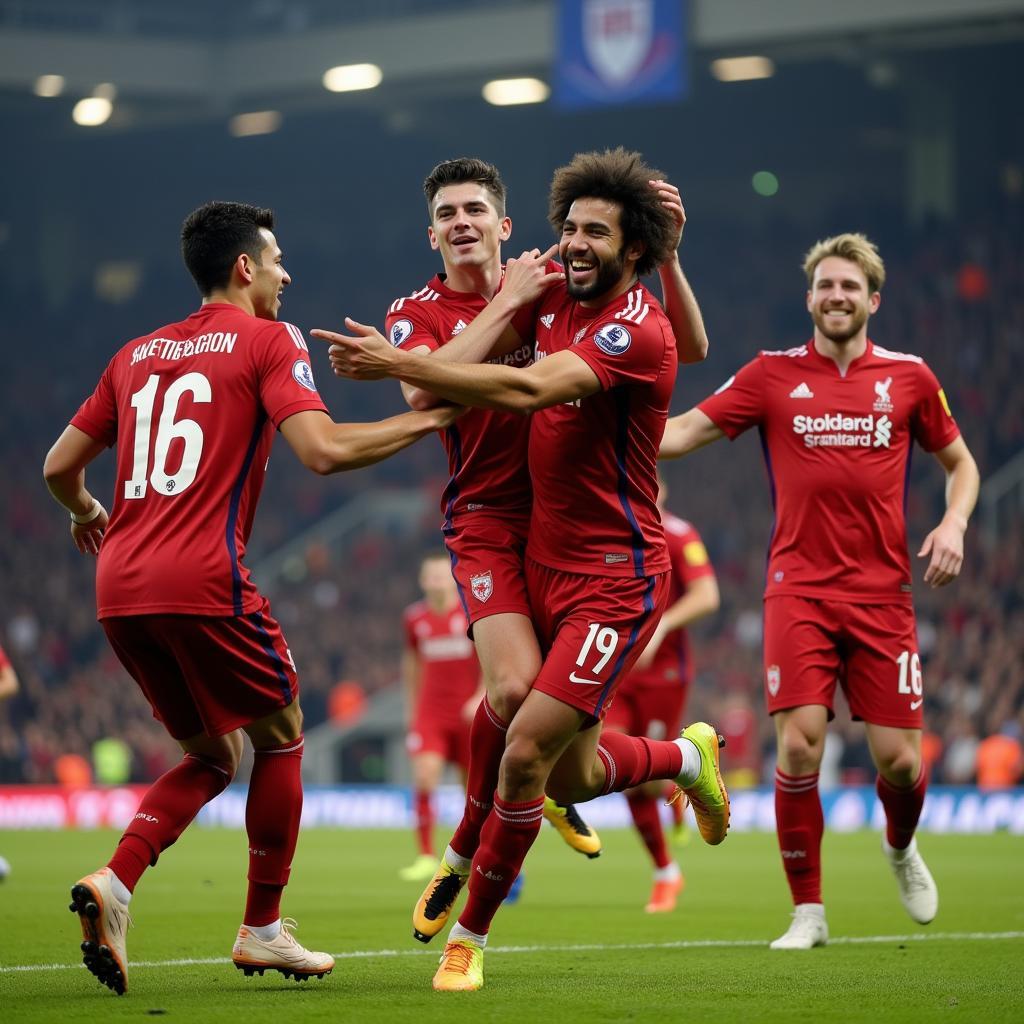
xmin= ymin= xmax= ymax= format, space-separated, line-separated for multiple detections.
xmin=322 ymin=64 xmax=383 ymax=93
xmin=93 ymin=82 xmax=118 ymax=101
xmin=34 ymin=75 xmax=65 ymax=98
xmin=711 ymin=56 xmax=775 ymax=82
xmin=482 ymin=78 xmax=550 ymax=106
xmin=72 ymin=97 xmax=113 ymax=126
xmin=229 ymin=111 xmax=283 ymax=137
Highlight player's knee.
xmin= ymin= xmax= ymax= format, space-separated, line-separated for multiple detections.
xmin=485 ymin=671 xmax=532 ymax=721
xmin=877 ymin=747 xmax=920 ymax=786
xmin=500 ymin=735 xmax=550 ymax=793
xmin=778 ymin=726 xmax=824 ymax=774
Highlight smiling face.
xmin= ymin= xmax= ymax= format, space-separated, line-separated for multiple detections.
xmin=427 ymin=181 xmax=511 ymax=274
xmin=247 ymin=227 xmax=290 ymax=321
xmin=559 ymin=196 xmax=643 ymax=304
xmin=806 ymin=255 xmax=880 ymax=344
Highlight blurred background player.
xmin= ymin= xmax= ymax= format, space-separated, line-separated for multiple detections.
xmin=603 ymin=476 xmax=719 ymax=913
xmin=400 ymin=552 xmax=482 ymax=881
xmin=660 ymin=232 xmax=980 ymax=949
xmin=43 ymin=201 xmax=457 ymax=995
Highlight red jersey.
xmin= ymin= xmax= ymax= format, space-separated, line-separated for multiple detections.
xmin=71 ymin=303 xmax=328 ymax=618
xmin=527 ymin=283 xmax=676 ymax=578
xmin=0 ymin=643 xmax=10 ymax=671
xmin=385 ymin=274 xmax=535 ymax=524
xmin=403 ymin=600 xmax=480 ymax=720
xmin=698 ymin=338 xmax=960 ymax=603
xmin=640 ymin=513 xmax=716 ymax=686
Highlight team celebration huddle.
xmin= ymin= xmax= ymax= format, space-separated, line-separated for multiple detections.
xmin=45 ymin=147 xmax=978 ymax=994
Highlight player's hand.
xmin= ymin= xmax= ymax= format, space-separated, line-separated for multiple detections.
xmin=918 ymin=513 xmax=966 ymax=587
xmin=312 ymin=319 xmax=398 ymax=380
xmin=500 ymin=244 xmax=564 ymax=307
xmin=650 ymin=179 xmax=685 ymax=255
xmin=70 ymin=504 xmax=108 ymax=556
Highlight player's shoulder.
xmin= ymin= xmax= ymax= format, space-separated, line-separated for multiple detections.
xmin=870 ymin=341 xmax=923 ymax=365
xmin=757 ymin=342 xmax=810 ymax=361
xmin=605 ymin=283 xmax=667 ymax=329
xmin=387 ymin=278 xmax=445 ymax=316
xmin=662 ymin=511 xmax=693 ymax=537
xmin=403 ymin=599 xmax=429 ymax=622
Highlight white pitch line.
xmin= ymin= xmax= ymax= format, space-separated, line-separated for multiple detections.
xmin=2 ymin=930 xmax=1022 ymax=975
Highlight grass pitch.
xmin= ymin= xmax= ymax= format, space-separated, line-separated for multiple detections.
xmin=0 ymin=825 xmax=1021 ymax=1022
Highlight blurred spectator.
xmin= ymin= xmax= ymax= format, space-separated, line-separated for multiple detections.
xmin=975 ymin=723 xmax=1024 ymax=789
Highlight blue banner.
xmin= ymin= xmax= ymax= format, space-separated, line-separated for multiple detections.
xmin=555 ymin=0 xmax=687 ymax=111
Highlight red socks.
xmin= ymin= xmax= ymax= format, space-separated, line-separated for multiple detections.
xmin=458 ymin=793 xmax=544 ymax=936
xmin=450 ymin=698 xmax=508 ymax=860
xmin=774 ymin=767 xmax=823 ymax=905
xmin=244 ymin=736 xmax=304 ymax=926
xmin=596 ymin=732 xmax=683 ymax=794
xmin=626 ymin=791 xmax=671 ymax=869
xmin=108 ymin=752 xmax=232 ymax=892
xmin=877 ymin=769 xmax=927 ymax=850
xmin=414 ymin=789 xmax=434 ymax=856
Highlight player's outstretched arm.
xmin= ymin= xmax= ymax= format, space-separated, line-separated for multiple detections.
xmin=397 ymin=245 xmax=562 ymax=412
xmin=322 ymin=328 xmax=599 ymax=414
xmin=280 ymin=406 xmax=461 ymax=475
xmin=918 ymin=435 xmax=980 ymax=588
xmin=659 ymin=408 xmax=724 ymax=459
xmin=652 ymin=180 xmax=709 ymax=365
xmin=43 ymin=425 xmax=110 ymax=556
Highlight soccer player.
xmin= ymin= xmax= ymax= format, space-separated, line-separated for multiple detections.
xmin=43 ymin=201 xmax=458 ymax=995
xmin=316 ymin=147 xmax=730 ymax=992
xmin=604 ymin=477 xmax=719 ymax=913
xmin=659 ymin=232 xmax=980 ymax=949
xmin=382 ymin=158 xmax=604 ymax=874
xmin=400 ymin=552 xmax=482 ymax=881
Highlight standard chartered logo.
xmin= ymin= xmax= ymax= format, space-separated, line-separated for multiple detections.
xmin=792 ymin=412 xmax=892 ymax=449
xmin=873 ymin=414 xmax=892 ymax=448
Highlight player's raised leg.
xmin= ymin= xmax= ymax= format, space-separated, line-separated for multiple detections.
xmin=232 ymin=700 xmax=333 ymax=981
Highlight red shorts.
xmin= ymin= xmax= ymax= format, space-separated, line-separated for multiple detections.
xmin=102 ymin=597 xmax=298 ymax=740
xmin=443 ymin=511 xmax=531 ymax=627
xmin=603 ymin=679 xmax=688 ymax=741
xmin=406 ymin=715 xmax=471 ymax=771
xmin=526 ymin=558 xmax=669 ymax=721
xmin=762 ymin=595 xmax=924 ymax=728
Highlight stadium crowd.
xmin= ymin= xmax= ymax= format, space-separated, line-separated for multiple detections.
xmin=2 ymin=211 xmax=1021 ymax=788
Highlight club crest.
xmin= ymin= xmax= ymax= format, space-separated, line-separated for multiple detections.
xmin=766 ymin=664 xmax=781 ymax=697
xmin=470 ymin=571 xmax=494 ymax=603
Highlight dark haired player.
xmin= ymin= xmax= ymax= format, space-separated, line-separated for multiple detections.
xmin=44 ymin=201 xmax=457 ymax=994
xmin=317 ymin=148 xmax=729 ymax=992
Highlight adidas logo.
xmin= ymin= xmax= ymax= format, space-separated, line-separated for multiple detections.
xmin=451 ymin=320 xmax=467 ymax=336
xmin=789 ymin=382 xmax=814 ymax=399
xmin=539 ymin=314 xmax=555 ymax=329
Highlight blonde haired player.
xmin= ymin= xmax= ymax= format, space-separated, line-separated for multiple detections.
xmin=660 ymin=232 xmax=979 ymax=949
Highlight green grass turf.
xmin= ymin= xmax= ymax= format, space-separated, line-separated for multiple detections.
xmin=0 ymin=825 xmax=1021 ymax=1022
